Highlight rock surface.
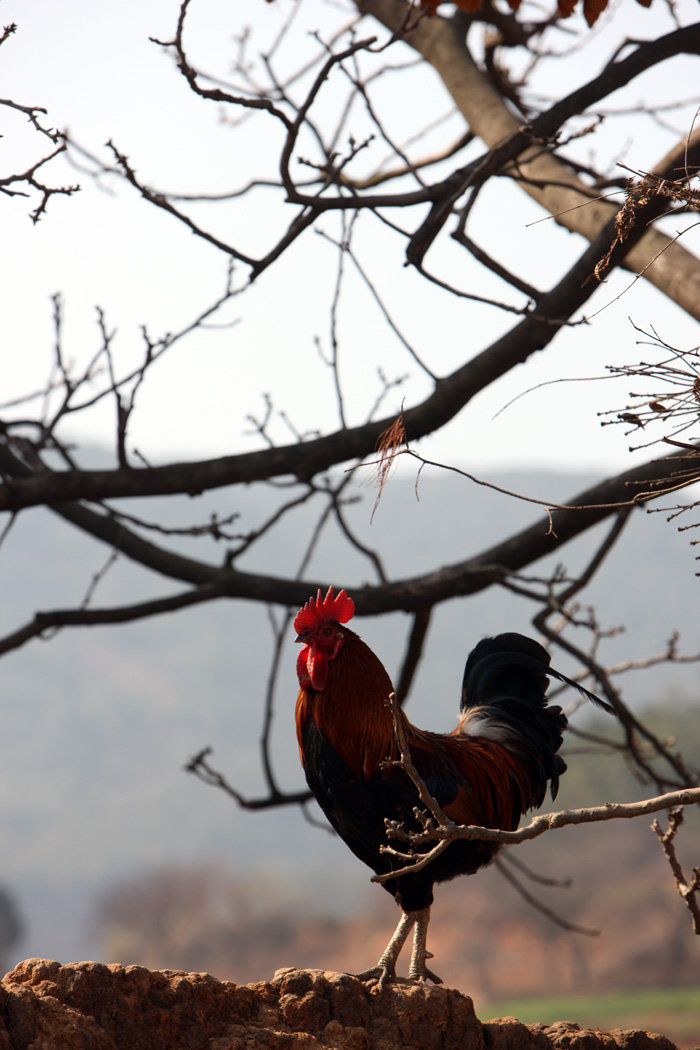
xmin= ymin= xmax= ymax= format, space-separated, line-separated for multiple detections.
xmin=0 ymin=959 xmax=682 ymax=1050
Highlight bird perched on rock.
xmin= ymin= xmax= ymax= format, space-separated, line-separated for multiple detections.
xmin=294 ymin=586 xmax=610 ymax=987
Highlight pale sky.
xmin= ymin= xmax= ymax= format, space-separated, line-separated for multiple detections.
xmin=2 ymin=0 xmax=700 ymax=475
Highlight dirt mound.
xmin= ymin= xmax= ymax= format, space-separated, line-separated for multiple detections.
xmin=0 ymin=959 xmax=681 ymax=1050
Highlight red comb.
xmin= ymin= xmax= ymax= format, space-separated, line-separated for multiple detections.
xmin=294 ymin=586 xmax=355 ymax=633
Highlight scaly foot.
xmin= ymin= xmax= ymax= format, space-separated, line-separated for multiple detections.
xmin=408 ymin=962 xmax=443 ymax=985
xmin=355 ymin=963 xmax=396 ymax=991
xmin=408 ymin=908 xmax=442 ymax=984
xmin=356 ymin=910 xmax=416 ymax=990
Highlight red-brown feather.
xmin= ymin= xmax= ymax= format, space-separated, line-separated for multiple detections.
xmin=296 ymin=627 xmax=536 ymax=840
xmin=292 ymin=591 xmax=604 ymax=984
xmin=294 ymin=601 xmax=572 ymax=919
xmin=296 ymin=628 xmax=397 ymax=779
xmin=404 ymin=725 xmax=534 ymax=830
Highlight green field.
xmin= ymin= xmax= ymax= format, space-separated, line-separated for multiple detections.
xmin=479 ymin=987 xmax=700 ymax=1047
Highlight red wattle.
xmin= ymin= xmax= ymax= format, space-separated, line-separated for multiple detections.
xmin=297 ymin=644 xmax=329 ymax=691
xmin=308 ymin=646 xmax=329 ymax=691
xmin=297 ymin=646 xmax=312 ymax=689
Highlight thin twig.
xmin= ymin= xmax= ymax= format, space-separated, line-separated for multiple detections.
xmin=375 ymin=787 xmax=700 ymax=882
xmin=651 ymin=807 xmax=700 ymax=933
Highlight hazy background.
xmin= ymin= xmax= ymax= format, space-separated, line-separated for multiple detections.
xmin=1 ymin=1 xmax=699 ymax=1038
xmin=0 ymin=464 xmax=698 ymax=971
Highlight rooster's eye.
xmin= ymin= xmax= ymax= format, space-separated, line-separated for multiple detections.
xmin=320 ymin=626 xmax=334 ymax=637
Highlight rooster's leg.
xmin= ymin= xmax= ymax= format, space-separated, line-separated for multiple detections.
xmin=356 ymin=909 xmax=415 ymax=989
xmin=408 ymin=907 xmax=443 ymax=985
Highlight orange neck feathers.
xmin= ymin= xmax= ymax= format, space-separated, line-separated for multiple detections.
xmin=296 ymin=628 xmax=398 ymax=779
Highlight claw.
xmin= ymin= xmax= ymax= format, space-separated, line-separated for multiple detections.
xmin=355 ymin=906 xmax=442 ymax=990
xmin=356 ymin=909 xmax=415 ymax=990
xmin=408 ymin=963 xmax=443 ymax=985
xmin=355 ymin=963 xmax=396 ymax=991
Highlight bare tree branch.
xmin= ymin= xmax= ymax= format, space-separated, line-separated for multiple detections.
xmin=0 ymin=585 xmax=228 ymax=658
xmin=185 ymin=747 xmax=312 ymax=810
xmin=651 ymin=808 xmax=700 ymax=933
xmin=357 ymin=0 xmax=700 ymax=320
xmin=374 ymin=685 xmax=700 ymax=880
xmin=494 ymin=855 xmax=600 ymax=937
xmin=2 ymin=0 xmax=699 ymax=945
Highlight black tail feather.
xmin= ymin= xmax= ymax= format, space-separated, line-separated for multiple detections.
xmin=545 ymin=665 xmax=615 ymax=714
xmin=460 ymin=633 xmax=613 ymax=807
xmin=461 ymin=633 xmax=613 ymax=715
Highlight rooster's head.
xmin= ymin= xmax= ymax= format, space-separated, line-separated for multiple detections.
xmin=294 ymin=586 xmax=355 ymax=691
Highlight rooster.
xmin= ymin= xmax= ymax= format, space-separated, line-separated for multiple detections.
xmin=294 ymin=586 xmax=610 ymax=987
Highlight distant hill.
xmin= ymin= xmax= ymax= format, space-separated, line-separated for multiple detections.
xmin=0 ymin=463 xmax=698 ymax=968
